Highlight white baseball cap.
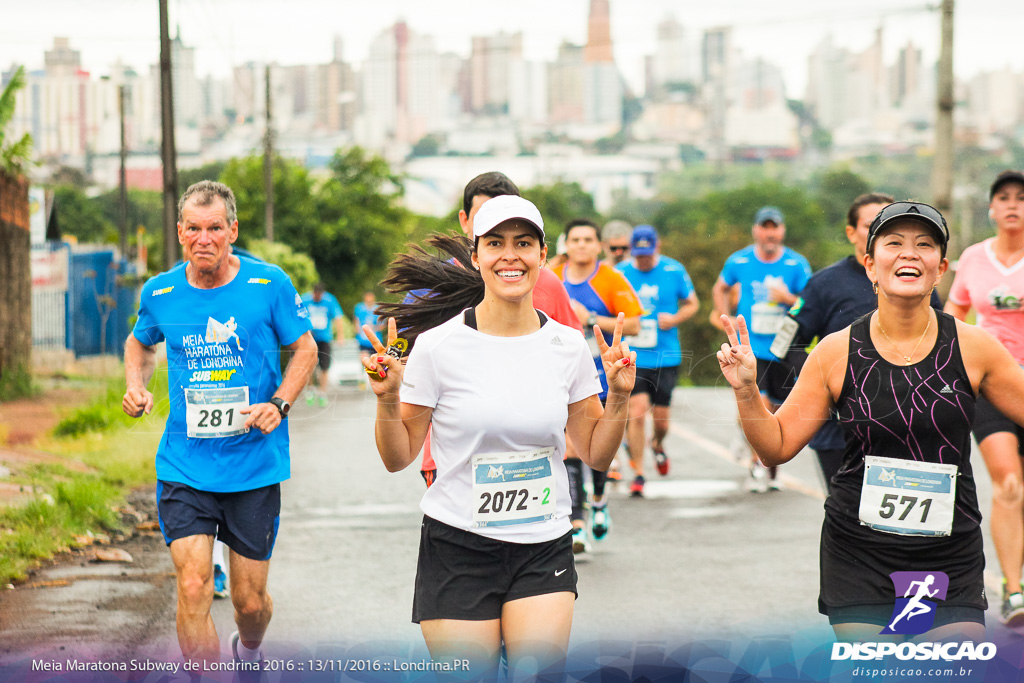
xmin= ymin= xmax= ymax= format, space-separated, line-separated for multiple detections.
xmin=472 ymin=195 xmax=545 ymax=240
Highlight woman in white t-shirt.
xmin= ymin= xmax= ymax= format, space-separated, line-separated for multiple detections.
xmin=945 ymin=170 xmax=1024 ymax=627
xmin=362 ymin=195 xmax=635 ymax=677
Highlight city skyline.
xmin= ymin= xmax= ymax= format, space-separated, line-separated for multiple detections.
xmin=2 ymin=1 xmax=1022 ymax=97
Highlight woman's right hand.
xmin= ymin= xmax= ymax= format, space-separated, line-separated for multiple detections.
xmin=361 ymin=317 xmax=403 ymax=397
xmin=717 ymin=314 xmax=757 ymax=392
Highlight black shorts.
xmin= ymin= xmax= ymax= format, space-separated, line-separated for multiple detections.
xmin=972 ymin=394 xmax=1024 ymax=448
xmin=315 ymin=341 xmax=332 ymax=372
xmin=756 ymin=358 xmax=796 ymax=405
xmin=156 ymin=480 xmax=281 ymax=561
xmin=412 ymin=516 xmax=577 ymax=623
xmin=630 ymin=365 xmax=679 ymax=407
xmin=827 ymin=603 xmax=985 ymax=628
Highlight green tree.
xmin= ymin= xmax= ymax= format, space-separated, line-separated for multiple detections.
xmin=522 ymin=181 xmax=601 ymax=245
xmin=179 ymin=161 xmax=228 ymax=192
xmin=245 ymin=239 xmax=320 ymax=294
xmin=650 ymin=181 xmax=833 ymax=385
xmin=311 ymin=147 xmax=413 ymax=304
xmin=219 ymin=155 xmax=317 ymax=251
xmin=815 ymin=167 xmax=871 ymax=228
xmin=0 ymin=66 xmax=32 ymax=176
xmin=52 ymin=185 xmax=117 ymax=244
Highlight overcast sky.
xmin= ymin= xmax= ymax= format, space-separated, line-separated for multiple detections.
xmin=2 ymin=1 xmax=1021 ymax=97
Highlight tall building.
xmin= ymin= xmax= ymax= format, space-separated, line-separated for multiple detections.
xmin=360 ymin=21 xmax=447 ymax=146
xmin=170 ymin=28 xmax=202 ymax=128
xmin=44 ymin=37 xmax=80 ymax=77
xmin=549 ymin=42 xmax=585 ymax=125
xmin=584 ymin=0 xmax=613 ymax=63
xmin=469 ymin=32 xmax=523 ymax=115
xmin=649 ymin=15 xmax=692 ymax=97
xmin=890 ymin=41 xmax=922 ymax=108
xmin=702 ymin=26 xmax=733 ymax=162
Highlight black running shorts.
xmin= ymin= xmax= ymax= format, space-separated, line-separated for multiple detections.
xmin=412 ymin=516 xmax=577 ymax=623
xmin=756 ymin=357 xmax=796 ymax=405
xmin=972 ymin=393 xmax=1024 ymax=449
xmin=156 ymin=480 xmax=281 ymax=561
xmin=630 ymin=365 xmax=679 ymax=407
xmin=315 ymin=341 xmax=332 ymax=372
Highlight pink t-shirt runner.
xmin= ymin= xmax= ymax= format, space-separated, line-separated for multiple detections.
xmin=948 ymin=237 xmax=1024 ymax=363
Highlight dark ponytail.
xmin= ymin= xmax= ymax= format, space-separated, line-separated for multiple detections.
xmin=375 ymin=233 xmax=484 ymax=348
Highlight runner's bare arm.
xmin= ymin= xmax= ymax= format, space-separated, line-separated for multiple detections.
xmin=718 ymin=315 xmax=834 ymax=465
xmin=275 ymin=331 xmax=319 ymax=404
xmin=123 ymin=334 xmax=156 ymax=417
xmin=567 ymin=313 xmax=635 ymax=470
xmin=241 ymin=330 xmax=318 ymax=434
xmin=966 ymin=322 xmax=1024 ymax=429
xmin=362 ymin=318 xmax=432 ymax=471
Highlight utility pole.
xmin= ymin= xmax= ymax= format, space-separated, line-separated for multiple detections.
xmin=931 ymin=0 xmax=955 ymax=247
xmin=264 ymin=64 xmax=274 ymax=241
xmin=118 ymin=84 xmax=129 ymax=257
xmin=159 ymin=0 xmax=179 ymax=270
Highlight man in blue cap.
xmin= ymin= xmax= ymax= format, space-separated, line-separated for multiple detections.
xmin=617 ymin=225 xmax=699 ymax=490
xmin=711 ymin=206 xmax=811 ymax=492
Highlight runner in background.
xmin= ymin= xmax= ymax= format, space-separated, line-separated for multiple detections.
xmin=553 ymin=219 xmax=642 ymax=546
xmin=712 ymin=206 xmax=811 ymax=492
xmin=353 ymin=290 xmax=382 ymax=360
xmin=301 ymin=283 xmax=344 ymax=407
xmin=945 ymin=170 xmax=1024 ymax=626
xmin=617 ymin=225 xmax=699 ymax=484
xmin=602 ymin=220 xmax=632 ymax=268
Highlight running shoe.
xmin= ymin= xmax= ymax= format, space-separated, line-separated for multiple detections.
xmin=305 ymin=393 xmax=315 ymax=406
xmin=571 ymin=526 xmax=590 ymax=554
xmin=607 ymin=459 xmax=622 ymax=482
xmin=652 ymin=441 xmax=670 ymax=476
xmin=318 ymin=395 xmax=328 ymax=408
xmin=1002 ymin=585 xmax=1024 ymax=627
xmin=746 ymin=464 xmax=767 ymax=493
xmin=213 ymin=564 xmax=229 ymax=599
xmin=591 ymin=506 xmax=610 ymax=541
xmin=630 ymin=475 xmax=645 ymax=497
xmin=230 ymin=631 xmax=267 ymax=683
xmin=768 ymin=478 xmax=782 ymax=492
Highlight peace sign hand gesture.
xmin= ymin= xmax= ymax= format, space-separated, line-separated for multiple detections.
xmin=596 ymin=313 xmax=636 ymax=395
xmin=361 ymin=317 xmax=404 ymax=397
xmin=717 ymin=314 xmax=757 ymax=391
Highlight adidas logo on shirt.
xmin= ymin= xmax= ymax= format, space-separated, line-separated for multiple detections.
xmin=551 ymin=336 xmax=563 ymax=346
xmin=940 ymin=385 xmax=953 ymax=394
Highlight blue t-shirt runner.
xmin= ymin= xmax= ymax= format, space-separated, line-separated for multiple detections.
xmin=132 ymin=258 xmax=312 ymax=492
xmin=301 ymin=291 xmax=343 ymax=344
xmin=719 ymin=245 xmax=812 ymax=360
xmin=616 ymin=255 xmax=695 ymax=369
xmin=353 ymin=299 xmax=381 ymax=352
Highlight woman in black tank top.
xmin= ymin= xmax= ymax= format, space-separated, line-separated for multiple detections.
xmin=718 ymin=202 xmax=1024 ymax=643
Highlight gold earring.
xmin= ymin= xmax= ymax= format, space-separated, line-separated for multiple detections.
xmin=872 ymin=282 xmax=878 ymax=295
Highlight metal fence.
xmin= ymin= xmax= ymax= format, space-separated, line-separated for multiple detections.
xmin=30 ymin=243 xmax=141 ymax=357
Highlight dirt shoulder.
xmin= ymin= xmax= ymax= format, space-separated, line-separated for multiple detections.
xmin=0 ymin=380 xmax=178 ymax=668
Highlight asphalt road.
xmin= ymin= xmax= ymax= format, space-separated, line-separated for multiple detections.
xmin=0 ymin=377 xmax=1011 ymax=672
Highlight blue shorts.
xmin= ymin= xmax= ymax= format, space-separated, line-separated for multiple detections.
xmin=156 ymin=480 xmax=281 ymax=561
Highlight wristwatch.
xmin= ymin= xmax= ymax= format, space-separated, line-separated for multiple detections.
xmin=586 ymin=312 xmax=598 ymax=328
xmin=269 ymin=397 xmax=290 ymax=417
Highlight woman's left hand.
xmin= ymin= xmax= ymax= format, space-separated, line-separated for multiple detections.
xmin=596 ymin=312 xmax=636 ymax=394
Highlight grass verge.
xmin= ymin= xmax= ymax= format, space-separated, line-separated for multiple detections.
xmin=0 ymin=368 xmax=169 ymax=585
